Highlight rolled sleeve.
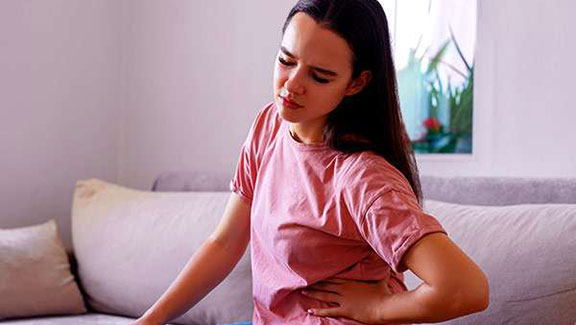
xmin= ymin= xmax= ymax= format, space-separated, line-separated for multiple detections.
xmin=358 ymin=189 xmax=447 ymax=274
xmin=230 ymin=143 xmax=256 ymax=205
xmin=230 ymin=103 xmax=277 ymax=205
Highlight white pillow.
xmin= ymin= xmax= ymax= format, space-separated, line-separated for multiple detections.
xmin=71 ymin=178 xmax=253 ymax=324
xmin=403 ymin=199 xmax=576 ymax=324
xmin=0 ymin=219 xmax=87 ymax=320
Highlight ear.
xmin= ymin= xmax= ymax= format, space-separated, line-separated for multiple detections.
xmin=344 ymin=70 xmax=372 ymax=97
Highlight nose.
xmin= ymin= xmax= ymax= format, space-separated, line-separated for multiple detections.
xmin=284 ymin=69 xmax=305 ymax=95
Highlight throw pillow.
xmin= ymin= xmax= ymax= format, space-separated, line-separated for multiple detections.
xmin=0 ymin=219 xmax=87 ymax=320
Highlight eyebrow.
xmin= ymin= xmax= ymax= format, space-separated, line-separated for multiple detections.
xmin=280 ymin=46 xmax=339 ymax=77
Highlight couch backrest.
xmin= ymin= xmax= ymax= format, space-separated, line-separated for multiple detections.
xmin=152 ymin=171 xmax=576 ymax=205
xmin=151 ymin=171 xmax=576 ymax=324
xmin=420 ymin=175 xmax=576 ymax=205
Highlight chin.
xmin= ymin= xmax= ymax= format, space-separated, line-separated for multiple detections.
xmin=277 ymin=107 xmax=300 ymax=123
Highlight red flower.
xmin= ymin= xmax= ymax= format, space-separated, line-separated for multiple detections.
xmin=423 ymin=117 xmax=442 ymax=132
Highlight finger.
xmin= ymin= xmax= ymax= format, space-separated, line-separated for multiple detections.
xmin=322 ymin=277 xmax=348 ymax=284
xmin=307 ymin=283 xmax=342 ymax=295
xmin=310 ymin=281 xmax=337 ymax=288
xmin=378 ymin=281 xmax=393 ymax=295
xmin=327 ymin=277 xmax=376 ymax=285
xmin=302 ymin=289 xmax=342 ymax=303
xmin=308 ymin=306 xmax=346 ymax=318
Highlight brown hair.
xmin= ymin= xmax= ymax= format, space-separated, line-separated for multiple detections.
xmin=282 ymin=0 xmax=424 ymax=204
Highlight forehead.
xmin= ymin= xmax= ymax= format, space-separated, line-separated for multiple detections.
xmin=282 ymin=12 xmax=353 ymax=71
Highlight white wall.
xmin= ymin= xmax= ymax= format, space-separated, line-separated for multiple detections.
xmin=119 ymin=0 xmax=576 ymax=184
xmin=119 ymin=0 xmax=296 ymax=190
xmin=1 ymin=0 xmax=575 ymax=249
xmin=0 ymin=0 xmax=123 ymax=249
xmin=418 ymin=0 xmax=576 ymax=177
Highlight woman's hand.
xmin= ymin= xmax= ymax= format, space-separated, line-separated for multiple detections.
xmin=133 ymin=315 xmax=164 ymax=325
xmin=302 ymin=276 xmax=393 ymax=324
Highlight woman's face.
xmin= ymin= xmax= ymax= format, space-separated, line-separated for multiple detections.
xmin=273 ymin=12 xmax=371 ymax=128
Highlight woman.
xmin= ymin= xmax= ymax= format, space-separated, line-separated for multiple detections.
xmin=136 ymin=0 xmax=489 ymax=324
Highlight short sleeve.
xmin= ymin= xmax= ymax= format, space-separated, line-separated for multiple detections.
xmin=230 ymin=140 xmax=256 ymax=204
xmin=357 ymin=189 xmax=448 ymax=274
xmin=229 ymin=102 xmax=277 ymax=205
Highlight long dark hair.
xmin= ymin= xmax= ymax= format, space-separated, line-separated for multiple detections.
xmin=282 ymin=0 xmax=424 ymax=204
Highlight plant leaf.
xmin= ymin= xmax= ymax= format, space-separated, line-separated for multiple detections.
xmin=426 ymin=39 xmax=451 ymax=74
xmin=449 ymin=25 xmax=471 ymax=73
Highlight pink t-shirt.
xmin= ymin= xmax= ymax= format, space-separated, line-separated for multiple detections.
xmin=230 ymin=101 xmax=447 ymax=325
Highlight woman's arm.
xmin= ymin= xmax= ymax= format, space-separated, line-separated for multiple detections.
xmin=305 ymin=232 xmax=489 ymax=324
xmin=136 ymin=193 xmax=251 ymax=325
xmin=373 ymin=232 xmax=489 ymax=323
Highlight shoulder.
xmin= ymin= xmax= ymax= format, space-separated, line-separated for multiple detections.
xmin=244 ymin=100 xmax=282 ymax=152
xmin=253 ymin=100 xmax=280 ymax=125
xmin=341 ymin=151 xmax=413 ymax=193
xmin=337 ymin=151 xmax=416 ymax=217
xmin=248 ymin=100 xmax=281 ymax=135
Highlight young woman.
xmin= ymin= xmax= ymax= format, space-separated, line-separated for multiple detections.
xmin=136 ymin=1 xmax=489 ymax=324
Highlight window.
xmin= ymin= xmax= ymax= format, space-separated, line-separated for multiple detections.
xmin=380 ymin=0 xmax=477 ymax=154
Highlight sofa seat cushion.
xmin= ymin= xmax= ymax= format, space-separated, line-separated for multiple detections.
xmin=0 ymin=312 xmax=146 ymax=324
xmin=403 ymin=199 xmax=576 ymax=324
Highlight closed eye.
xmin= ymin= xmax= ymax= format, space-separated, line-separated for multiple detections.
xmin=278 ymin=57 xmax=330 ymax=84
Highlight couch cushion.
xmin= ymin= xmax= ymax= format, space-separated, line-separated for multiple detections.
xmin=0 ymin=312 xmax=139 ymax=324
xmin=403 ymin=199 xmax=576 ymax=324
xmin=0 ymin=219 xmax=87 ymax=321
xmin=71 ymin=179 xmax=253 ymax=325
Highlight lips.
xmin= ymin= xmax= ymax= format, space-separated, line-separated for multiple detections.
xmin=280 ymin=96 xmax=303 ymax=109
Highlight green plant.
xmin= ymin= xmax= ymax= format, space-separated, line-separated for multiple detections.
xmin=406 ymin=28 xmax=474 ymax=154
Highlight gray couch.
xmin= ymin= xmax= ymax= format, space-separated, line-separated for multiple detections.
xmin=1 ymin=173 xmax=575 ymax=324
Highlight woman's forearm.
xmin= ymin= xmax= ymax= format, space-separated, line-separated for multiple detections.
xmin=373 ymin=282 xmax=488 ymax=324
xmin=140 ymin=238 xmax=248 ymax=324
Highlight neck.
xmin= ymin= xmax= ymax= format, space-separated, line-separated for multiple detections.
xmin=289 ymin=122 xmax=325 ymax=144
